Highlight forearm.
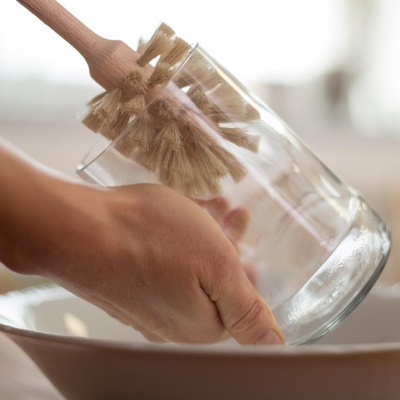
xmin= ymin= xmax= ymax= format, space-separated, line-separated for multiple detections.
xmin=0 ymin=139 xmax=45 ymax=272
xmin=0 ymin=138 xmax=112 ymax=277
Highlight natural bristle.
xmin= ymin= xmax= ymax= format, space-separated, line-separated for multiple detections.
xmin=82 ymin=22 xmax=260 ymax=196
xmin=149 ymin=62 xmax=173 ymax=87
xmin=82 ymin=112 xmax=104 ymax=132
xmin=187 ymin=87 xmax=212 ymax=115
xmin=136 ymin=37 xmax=147 ymax=54
xmin=87 ymin=91 xmax=107 ymax=106
xmin=98 ymin=88 xmax=122 ymax=117
xmin=209 ymin=84 xmax=247 ymax=120
xmin=158 ymin=120 xmax=182 ymax=151
xmin=154 ymin=98 xmax=181 ymax=120
xmin=82 ymin=88 xmax=122 ymax=135
xmin=157 ymin=22 xmax=175 ymax=38
xmin=102 ymin=109 xmax=130 ymax=141
xmin=220 ymin=127 xmax=260 ymax=152
xmin=122 ymin=111 xmax=154 ymax=150
xmin=213 ymin=146 xmax=246 ymax=182
xmin=123 ymin=94 xmax=146 ymax=115
xmin=181 ymin=53 xmax=221 ymax=90
xmin=161 ymin=38 xmax=191 ymax=67
xmin=124 ymin=69 xmax=148 ymax=94
xmin=137 ymin=31 xmax=173 ymax=67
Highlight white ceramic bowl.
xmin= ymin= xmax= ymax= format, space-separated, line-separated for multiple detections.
xmin=1 ymin=284 xmax=400 ymax=400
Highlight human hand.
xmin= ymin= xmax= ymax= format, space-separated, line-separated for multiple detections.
xmin=193 ymin=196 xmax=257 ymax=288
xmin=54 ymin=183 xmax=283 ymax=345
xmin=0 ymin=141 xmax=283 ymax=345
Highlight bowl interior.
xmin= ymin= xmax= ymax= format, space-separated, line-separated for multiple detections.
xmin=0 ymin=285 xmax=148 ymax=343
xmin=1 ymin=284 xmax=400 ymax=347
xmin=318 ymin=283 xmax=400 ymax=345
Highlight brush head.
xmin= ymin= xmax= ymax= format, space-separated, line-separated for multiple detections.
xmin=82 ymin=23 xmax=260 ymax=197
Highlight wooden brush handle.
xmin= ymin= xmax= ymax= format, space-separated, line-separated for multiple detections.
xmin=17 ymin=0 xmax=142 ymax=91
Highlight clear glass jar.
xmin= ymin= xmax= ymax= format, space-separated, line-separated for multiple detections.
xmin=77 ymin=45 xmax=390 ymax=345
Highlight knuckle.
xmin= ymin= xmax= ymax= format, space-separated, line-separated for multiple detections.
xmin=227 ymin=298 xmax=265 ymax=335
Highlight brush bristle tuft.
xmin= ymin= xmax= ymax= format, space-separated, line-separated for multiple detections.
xmin=123 ymin=69 xmax=148 ymax=94
xmin=101 ymin=109 xmax=131 ymax=141
xmin=157 ymin=22 xmax=175 ymax=38
xmin=161 ymin=38 xmax=191 ymax=66
xmin=86 ymin=91 xmax=107 ymax=106
xmin=148 ymin=62 xmax=173 ymax=87
xmin=82 ymin=112 xmax=104 ymax=133
xmin=123 ymin=94 xmax=147 ymax=115
xmin=122 ymin=111 xmax=154 ymax=150
xmin=154 ymin=98 xmax=181 ymax=120
xmin=82 ymin=22 xmax=260 ymax=196
xmin=137 ymin=31 xmax=173 ymax=67
xmin=158 ymin=120 xmax=182 ymax=151
xmin=187 ymin=87 xmax=212 ymax=115
xmin=219 ymin=127 xmax=260 ymax=152
xmin=82 ymin=88 xmax=122 ymax=138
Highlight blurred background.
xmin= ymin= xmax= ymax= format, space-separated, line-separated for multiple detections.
xmin=1 ymin=0 xmax=400 ymax=289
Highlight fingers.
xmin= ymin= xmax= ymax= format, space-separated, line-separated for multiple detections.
xmin=195 ymin=197 xmax=272 ymax=342
xmin=242 ymin=263 xmax=257 ymax=288
xmin=193 ymin=197 xmax=250 ymax=245
xmin=209 ymin=267 xmax=285 ymax=346
xmin=221 ymin=207 xmax=250 ymax=244
xmin=193 ymin=197 xmax=230 ymax=224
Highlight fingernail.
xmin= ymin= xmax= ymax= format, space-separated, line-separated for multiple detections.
xmin=255 ymin=330 xmax=284 ymax=345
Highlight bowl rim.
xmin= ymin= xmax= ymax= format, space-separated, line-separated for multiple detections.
xmin=1 ymin=284 xmax=400 ymax=358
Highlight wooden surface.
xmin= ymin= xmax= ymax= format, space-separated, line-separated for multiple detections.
xmin=0 ymin=333 xmax=65 ymax=400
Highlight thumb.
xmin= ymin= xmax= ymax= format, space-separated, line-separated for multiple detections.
xmin=213 ymin=269 xmax=285 ymax=346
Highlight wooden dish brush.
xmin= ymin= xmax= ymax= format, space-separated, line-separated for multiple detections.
xmin=18 ymin=0 xmax=260 ymax=196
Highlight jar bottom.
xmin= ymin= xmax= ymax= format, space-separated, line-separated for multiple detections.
xmin=273 ymin=196 xmax=390 ymax=345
